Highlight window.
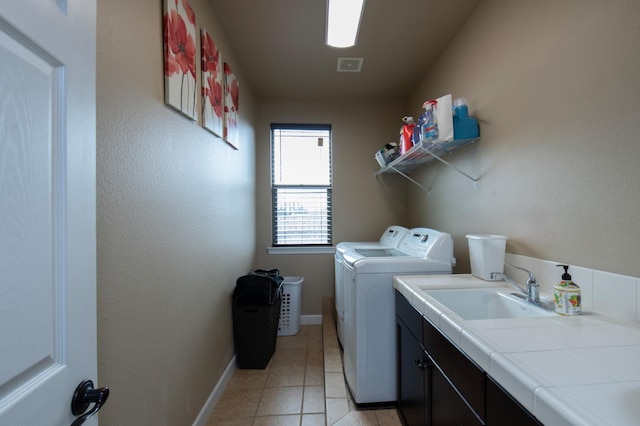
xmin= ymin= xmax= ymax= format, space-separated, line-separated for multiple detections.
xmin=271 ymin=124 xmax=332 ymax=246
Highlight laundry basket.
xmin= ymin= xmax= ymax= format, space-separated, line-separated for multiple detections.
xmin=278 ymin=277 xmax=303 ymax=336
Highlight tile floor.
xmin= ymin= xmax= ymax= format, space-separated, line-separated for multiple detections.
xmin=206 ymin=298 xmax=401 ymax=425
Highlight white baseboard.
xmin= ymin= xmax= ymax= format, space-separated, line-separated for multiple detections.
xmin=300 ymin=314 xmax=322 ymax=325
xmin=192 ymin=355 xmax=236 ymax=426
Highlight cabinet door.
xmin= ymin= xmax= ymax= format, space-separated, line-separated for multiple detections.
xmin=397 ymin=319 xmax=427 ymax=426
xmin=486 ymin=377 xmax=542 ymax=426
xmin=423 ymin=316 xmax=486 ymax=420
xmin=395 ymin=291 xmax=423 ymax=339
xmin=432 ymin=361 xmax=484 ymax=426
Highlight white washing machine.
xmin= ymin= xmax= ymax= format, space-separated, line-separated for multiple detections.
xmin=334 ymin=226 xmax=408 ymax=345
xmin=341 ymin=228 xmax=455 ymax=405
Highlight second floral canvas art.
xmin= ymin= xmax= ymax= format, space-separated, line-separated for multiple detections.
xmin=201 ymin=29 xmax=224 ymax=137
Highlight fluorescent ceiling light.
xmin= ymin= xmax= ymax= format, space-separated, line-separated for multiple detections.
xmin=326 ymin=0 xmax=365 ymax=48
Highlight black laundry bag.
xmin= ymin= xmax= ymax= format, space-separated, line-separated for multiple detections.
xmin=233 ymin=269 xmax=284 ymax=306
xmin=232 ymin=269 xmax=284 ymax=369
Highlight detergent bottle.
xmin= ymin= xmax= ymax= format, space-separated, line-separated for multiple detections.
xmin=399 ymin=116 xmax=415 ymax=154
xmin=452 ymin=98 xmax=479 ymax=140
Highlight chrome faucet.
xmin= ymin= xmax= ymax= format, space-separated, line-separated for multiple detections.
xmin=490 ymin=263 xmax=553 ymax=310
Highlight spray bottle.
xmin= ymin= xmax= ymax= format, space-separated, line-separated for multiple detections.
xmin=419 ymin=100 xmax=439 ymax=142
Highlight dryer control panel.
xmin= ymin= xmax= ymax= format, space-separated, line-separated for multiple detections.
xmin=397 ymin=227 xmax=455 ymax=265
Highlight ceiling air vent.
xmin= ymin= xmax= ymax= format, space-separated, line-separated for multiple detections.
xmin=337 ymin=57 xmax=363 ymax=72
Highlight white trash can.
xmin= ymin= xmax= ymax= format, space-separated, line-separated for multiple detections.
xmin=278 ymin=277 xmax=303 ymax=336
xmin=466 ymin=234 xmax=508 ymax=281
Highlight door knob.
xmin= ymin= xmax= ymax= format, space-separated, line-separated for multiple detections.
xmin=70 ymin=380 xmax=109 ymax=426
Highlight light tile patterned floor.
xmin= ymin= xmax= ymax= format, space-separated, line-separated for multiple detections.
xmin=206 ymin=298 xmax=401 ymax=426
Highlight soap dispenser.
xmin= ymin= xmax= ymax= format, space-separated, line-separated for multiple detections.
xmin=554 ymin=265 xmax=581 ymax=315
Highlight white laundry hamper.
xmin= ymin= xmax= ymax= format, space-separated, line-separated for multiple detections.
xmin=278 ymin=277 xmax=303 ymax=336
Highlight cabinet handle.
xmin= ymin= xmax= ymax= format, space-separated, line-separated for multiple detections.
xmin=414 ymin=358 xmax=429 ymax=371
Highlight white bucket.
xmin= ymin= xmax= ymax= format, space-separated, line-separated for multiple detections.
xmin=466 ymin=234 xmax=508 ymax=281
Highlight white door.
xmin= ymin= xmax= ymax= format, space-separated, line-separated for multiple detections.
xmin=0 ymin=0 xmax=99 ymax=425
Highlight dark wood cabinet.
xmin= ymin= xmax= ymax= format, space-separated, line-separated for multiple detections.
xmin=396 ymin=290 xmax=428 ymax=425
xmin=486 ymin=376 xmax=542 ymax=426
xmin=396 ymin=291 xmax=484 ymax=425
xmin=431 ymin=361 xmax=483 ymax=425
xmin=422 ymin=313 xmax=485 ymax=420
xmin=396 ymin=319 xmax=428 ymax=426
xmin=396 ymin=290 xmax=541 ymax=426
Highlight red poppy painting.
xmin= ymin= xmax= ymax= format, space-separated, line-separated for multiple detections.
xmin=201 ymin=29 xmax=223 ymax=137
xmin=223 ymin=62 xmax=240 ymax=149
xmin=163 ymin=0 xmax=197 ymax=120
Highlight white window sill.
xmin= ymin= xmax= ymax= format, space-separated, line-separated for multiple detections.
xmin=267 ymin=246 xmax=336 ymax=255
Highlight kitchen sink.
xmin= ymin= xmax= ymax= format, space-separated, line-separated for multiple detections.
xmin=424 ymin=287 xmax=556 ymax=320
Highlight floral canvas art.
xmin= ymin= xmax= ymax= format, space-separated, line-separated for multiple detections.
xmin=201 ymin=29 xmax=223 ymax=137
xmin=223 ymin=62 xmax=240 ymax=148
xmin=163 ymin=0 xmax=197 ymax=120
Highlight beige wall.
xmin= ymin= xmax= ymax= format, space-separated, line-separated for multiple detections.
xmin=405 ymin=0 xmax=640 ymax=278
xmin=96 ymin=0 xmax=256 ymax=423
xmin=254 ymin=99 xmax=408 ymax=315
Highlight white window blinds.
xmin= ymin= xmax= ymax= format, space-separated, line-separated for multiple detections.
xmin=271 ymin=125 xmax=332 ymax=246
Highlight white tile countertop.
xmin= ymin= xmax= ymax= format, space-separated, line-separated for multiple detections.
xmin=393 ymin=274 xmax=640 ymax=426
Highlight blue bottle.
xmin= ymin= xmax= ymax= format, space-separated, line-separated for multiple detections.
xmin=453 ymin=98 xmax=479 ymax=140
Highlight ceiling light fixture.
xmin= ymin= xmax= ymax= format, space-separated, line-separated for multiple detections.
xmin=326 ymin=0 xmax=365 ymax=48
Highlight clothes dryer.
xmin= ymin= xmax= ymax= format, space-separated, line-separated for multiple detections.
xmin=334 ymin=226 xmax=408 ymax=345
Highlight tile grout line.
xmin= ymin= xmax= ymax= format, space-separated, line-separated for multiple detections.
xmin=322 ymin=308 xmax=346 ymax=426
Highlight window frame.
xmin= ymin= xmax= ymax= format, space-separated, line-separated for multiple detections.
xmin=270 ymin=123 xmax=333 ymax=250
